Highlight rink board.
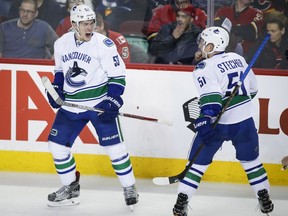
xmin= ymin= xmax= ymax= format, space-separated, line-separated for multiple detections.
xmin=0 ymin=60 xmax=287 ymax=185
xmin=0 ymin=151 xmax=286 ymax=185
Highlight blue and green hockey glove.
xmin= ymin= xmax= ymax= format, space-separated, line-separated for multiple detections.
xmin=47 ymin=72 xmax=65 ymax=109
xmin=96 ymin=95 xmax=123 ymax=122
xmin=193 ymin=116 xmax=215 ymax=144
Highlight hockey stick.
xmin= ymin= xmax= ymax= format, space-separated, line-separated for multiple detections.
xmin=41 ymin=76 xmax=173 ymax=126
xmin=153 ymin=34 xmax=271 ymax=185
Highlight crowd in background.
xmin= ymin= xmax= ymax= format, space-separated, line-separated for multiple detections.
xmin=0 ymin=0 xmax=287 ymax=69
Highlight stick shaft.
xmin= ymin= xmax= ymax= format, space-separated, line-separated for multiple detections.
xmin=42 ymin=76 xmax=172 ymax=126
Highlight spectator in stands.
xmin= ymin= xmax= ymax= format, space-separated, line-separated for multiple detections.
xmin=55 ymin=0 xmax=86 ymax=37
xmin=93 ymin=0 xmax=146 ymax=32
xmin=94 ymin=0 xmax=130 ymax=16
xmin=0 ymin=0 xmax=13 ymax=23
xmin=142 ymin=0 xmax=168 ymax=36
xmin=251 ymin=0 xmax=288 ymax=19
xmin=215 ymin=0 xmax=265 ymax=56
xmin=8 ymin=0 xmax=66 ymax=30
xmin=246 ymin=13 xmax=288 ymax=69
xmin=145 ymin=0 xmax=206 ymax=43
xmin=55 ymin=0 xmax=67 ymax=8
xmin=94 ymin=13 xmax=131 ymax=64
xmin=0 ymin=0 xmax=58 ymax=59
xmin=190 ymin=0 xmax=234 ymax=12
xmin=148 ymin=4 xmax=201 ymax=65
xmin=143 ymin=0 xmax=168 ymax=22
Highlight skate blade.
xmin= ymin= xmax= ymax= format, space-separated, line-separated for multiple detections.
xmin=128 ymin=204 xmax=137 ymax=212
xmin=47 ymin=197 xmax=80 ymax=207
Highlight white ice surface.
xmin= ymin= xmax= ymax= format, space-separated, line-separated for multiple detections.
xmin=0 ymin=172 xmax=286 ymax=216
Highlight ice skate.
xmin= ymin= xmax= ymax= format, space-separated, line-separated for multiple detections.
xmin=257 ymin=189 xmax=274 ymax=215
xmin=173 ymin=193 xmax=188 ymax=216
xmin=47 ymin=171 xmax=80 ymax=207
xmin=123 ymin=184 xmax=139 ymax=211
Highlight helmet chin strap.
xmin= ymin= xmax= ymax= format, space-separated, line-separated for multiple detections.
xmin=74 ymin=23 xmax=89 ymax=42
xmin=74 ymin=25 xmax=84 ymax=41
xmin=201 ymin=44 xmax=214 ymax=59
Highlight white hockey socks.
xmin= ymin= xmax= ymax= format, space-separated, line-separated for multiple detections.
xmin=177 ymin=163 xmax=209 ymax=201
xmin=48 ymin=141 xmax=76 ymax=186
xmin=241 ymin=157 xmax=270 ymax=197
xmin=104 ymin=142 xmax=136 ymax=187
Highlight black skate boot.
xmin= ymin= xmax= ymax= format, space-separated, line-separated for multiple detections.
xmin=123 ymin=184 xmax=139 ymax=206
xmin=47 ymin=171 xmax=80 ymax=207
xmin=257 ymin=189 xmax=274 ymax=214
xmin=173 ymin=193 xmax=188 ymax=216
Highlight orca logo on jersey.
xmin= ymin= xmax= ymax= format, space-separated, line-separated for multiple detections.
xmin=104 ymin=38 xmax=114 ymax=47
xmin=66 ymin=61 xmax=88 ymax=87
xmin=195 ymin=62 xmax=206 ymax=70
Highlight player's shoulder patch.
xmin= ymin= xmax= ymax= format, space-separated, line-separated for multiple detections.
xmin=103 ymin=38 xmax=114 ymax=47
xmin=195 ymin=61 xmax=206 ymax=70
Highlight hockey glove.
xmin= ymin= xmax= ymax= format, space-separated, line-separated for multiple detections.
xmin=193 ymin=116 xmax=215 ymax=144
xmin=96 ymin=95 xmax=123 ymax=122
xmin=47 ymin=84 xmax=65 ymax=109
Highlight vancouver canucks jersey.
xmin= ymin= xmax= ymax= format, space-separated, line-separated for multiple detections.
xmin=53 ymin=31 xmax=126 ymax=113
xmin=193 ymin=52 xmax=258 ymax=124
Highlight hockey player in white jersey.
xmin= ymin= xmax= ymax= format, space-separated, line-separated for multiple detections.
xmin=46 ymin=4 xmax=138 ymax=208
xmin=172 ymin=26 xmax=274 ymax=216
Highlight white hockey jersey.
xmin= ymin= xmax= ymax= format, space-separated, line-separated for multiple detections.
xmin=193 ymin=52 xmax=258 ymax=124
xmin=53 ymin=31 xmax=126 ymax=113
